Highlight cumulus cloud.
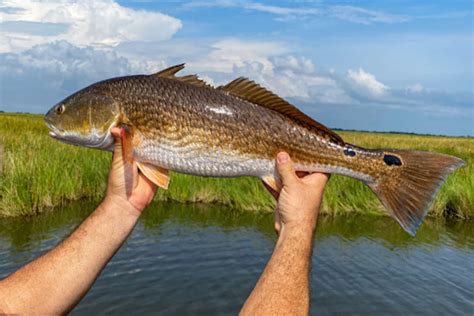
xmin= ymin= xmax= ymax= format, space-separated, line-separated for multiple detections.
xmin=0 ymin=0 xmax=182 ymax=53
xmin=1 ymin=35 xmax=468 ymax=124
xmin=0 ymin=41 xmax=156 ymax=112
xmin=230 ymin=57 xmax=349 ymax=103
xmin=188 ymin=38 xmax=288 ymax=74
xmin=346 ymin=68 xmax=388 ymax=96
xmin=0 ymin=0 xmax=470 ymax=135
xmin=181 ymin=39 xmax=349 ymax=103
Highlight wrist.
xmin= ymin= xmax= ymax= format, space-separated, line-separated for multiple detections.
xmin=101 ymin=195 xmax=142 ymax=219
xmin=277 ymin=221 xmax=315 ymax=245
xmin=281 ymin=209 xmax=319 ymax=234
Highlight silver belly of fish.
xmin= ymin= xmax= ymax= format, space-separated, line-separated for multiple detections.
xmin=134 ymin=141 xmax=274 ymax=177
xmin=133 ymin=139 xmax=375 ymax=183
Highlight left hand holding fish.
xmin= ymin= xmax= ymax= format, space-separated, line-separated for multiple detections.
xmin=104 ymin=127 xmax=157 ymax=216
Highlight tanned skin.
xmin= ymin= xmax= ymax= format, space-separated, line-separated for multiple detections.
xmin=0 ymin=128 xmax=157 ymax=314
xmin=240 ymin=152 xmax=329 ymax=316
xmin=0 ymin=131 xmax=327 ymax=315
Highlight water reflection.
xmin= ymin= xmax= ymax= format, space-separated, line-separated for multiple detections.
xmin=1 ymin=201 xmax=473 ymax=251
xmin=0 ymin=201 xmax=473 ymax=315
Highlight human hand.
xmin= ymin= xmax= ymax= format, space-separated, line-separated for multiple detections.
xmin=263 ymin=152 xmax=329 ymax=236
xmin=104 ymin=127 xmax=157 ymax=216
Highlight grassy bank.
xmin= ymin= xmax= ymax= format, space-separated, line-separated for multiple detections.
xmin=0 ymin=113 xmax=472 ymax=218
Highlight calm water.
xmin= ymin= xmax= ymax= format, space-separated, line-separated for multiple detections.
xmin=0 ymin=202 xmax=473 ymax=315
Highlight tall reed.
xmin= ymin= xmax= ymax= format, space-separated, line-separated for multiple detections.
xmin=1 ymin=113 xmax=472 ymax=218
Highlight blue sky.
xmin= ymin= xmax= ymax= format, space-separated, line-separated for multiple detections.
xmin=0 ymin=0 xmax=472 ymax=136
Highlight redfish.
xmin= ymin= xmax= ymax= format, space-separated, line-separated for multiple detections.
xmin=44 ymin=64 xmax=465 ymax=235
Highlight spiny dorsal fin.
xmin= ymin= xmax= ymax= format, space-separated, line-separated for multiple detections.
xmin=153 ymin=64 xmax=212 ymax=88
xmin=153 ymin=64 xmax=185 ymax=77
xmin=219 ymin=77 xmax=344 ymax=145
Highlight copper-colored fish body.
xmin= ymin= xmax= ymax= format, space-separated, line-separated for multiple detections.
xmin=45 ymin=64 xmax=465 ymax=235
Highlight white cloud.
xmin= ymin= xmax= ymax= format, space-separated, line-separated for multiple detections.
xmin=0 ymin=0 xmax=182 ymax=53
xmin=184 ymin=1 xmax=408 ymax=24
xmin=0 ymin=1 xmax=470 ymax=135
xmin=237 ymin=56 xmax=345 ymax=102
xmin=184 ymin=0 xmax=317 ymax=15
xmin=188 ymin=38 xmax=288 ymax=73
xmin=198 ymin=75 xmax=216 ymax=87
xmin=329 ymin=5 xmax=409 ymax=25
xmin=0 ymin=34 xmax=467 ymax=124
xmin=0 ymin=41 xmax=155 ymax=112
xmin=184 ymin=42 xmax=353 ymax=104
xmin=347 ymin=68 xmax=388 ymax=96
xmin=406 ymin=83 xmax=424 ymax=93
xmin=0 ymin=36 xmax=355 ymax=112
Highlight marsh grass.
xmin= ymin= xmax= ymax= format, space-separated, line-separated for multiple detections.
xmin=1 ymin=113 xmax=472 ymax=218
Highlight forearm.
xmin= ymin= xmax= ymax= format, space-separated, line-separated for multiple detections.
xmin=0 ymin=198 xmax=140 ymax=314
xmin=241 ymin=223 xmax=315 ymax=316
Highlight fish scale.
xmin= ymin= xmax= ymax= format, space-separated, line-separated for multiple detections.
xmin=119 ymin=76 xmax=339 ymax=177
xmin=45 ymin=64 xmax=465 ymax=235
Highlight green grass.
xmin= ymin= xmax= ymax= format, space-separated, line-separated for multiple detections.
xmin=1 ymin=113 xmax=473 ymax=218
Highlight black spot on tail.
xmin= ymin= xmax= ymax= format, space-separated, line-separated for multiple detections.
xmin=384 ymin=154 xmax=402 ymax=166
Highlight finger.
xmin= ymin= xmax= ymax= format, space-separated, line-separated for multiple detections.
xmin=275 ymin=152 xmax=298 ymax=187
xmin=111 ymin=127 xmax=121 ymax=138
xmin=111 ymin=127 xmax=123 ymax=161
xmin=261 ymin=180 xmax=279 ymax=200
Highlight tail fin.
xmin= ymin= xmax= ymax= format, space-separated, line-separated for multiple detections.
xmin=368 ymin=150 xmax=465 ymax=236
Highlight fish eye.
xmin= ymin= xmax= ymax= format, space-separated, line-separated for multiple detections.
xmin=56 ymin=104 xmax=65 ymax=115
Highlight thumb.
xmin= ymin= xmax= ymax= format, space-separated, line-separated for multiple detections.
xmin=110 ymin=127 xmax=122 ymax=160
xmin=276 ymin=152 xmax=297 ymax=187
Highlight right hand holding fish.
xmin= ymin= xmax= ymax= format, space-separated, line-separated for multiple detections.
xmin=242 ymin=153 xmax=329 ymax=315
xmin=265 ymin=152 xmax=329 ymax=236
xmin=103 ymin=127 xmax=157 ymax=216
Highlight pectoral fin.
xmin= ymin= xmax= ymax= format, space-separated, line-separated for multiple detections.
xmin=262 ymin=174 xmax=282 ymax=193
xmin=136 ymin=162 xmax=170 ymax=189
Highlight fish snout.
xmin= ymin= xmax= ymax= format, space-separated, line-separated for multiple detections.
xmin=44 ymin=113 xmax=62 ymax=138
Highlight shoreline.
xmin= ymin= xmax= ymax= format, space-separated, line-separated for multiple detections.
xmin=1 ymin=113 xmax=472 ymax=218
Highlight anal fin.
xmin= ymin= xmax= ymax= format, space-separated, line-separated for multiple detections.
xmin=262 ymin=174 xmax=282 ymax=193
xmin=137 ymin=162 xmax=170 ymax=189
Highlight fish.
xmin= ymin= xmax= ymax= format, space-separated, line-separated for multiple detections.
xmin=44 ymin=64 xmax=465 ymax=235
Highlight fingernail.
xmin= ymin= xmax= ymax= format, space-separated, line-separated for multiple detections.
xmin=277 ymin=152 xmax=289 ymax=164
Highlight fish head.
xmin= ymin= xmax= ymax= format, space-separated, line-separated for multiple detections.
xmin=44 ymin=85 xmax=119 ymax=150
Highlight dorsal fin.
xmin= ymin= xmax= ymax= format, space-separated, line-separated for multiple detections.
xmin=176 ymin=74 xmax=212 ymax=88
xmin=219 ymin=77 xmax=344 ymax=145
xmin=153 ymin=64 xmax=185 ymax=77
xmin=152 ymin=64 xmax=212 ymax=88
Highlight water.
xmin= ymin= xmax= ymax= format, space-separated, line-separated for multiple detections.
xmin=0 ymin=202 xmax=473 ymax=315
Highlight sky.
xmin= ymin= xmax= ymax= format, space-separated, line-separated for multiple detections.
xmin=0 ymin=0 xmax=472 ymax=136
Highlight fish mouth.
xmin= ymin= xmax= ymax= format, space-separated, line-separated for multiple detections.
xmin=44 ymin=118 xmax=63 ymax=139
xmin=49 ymin=130 xmax=58 ymax=138
xmin=43 ymin=116 xmax=114 ymax=149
